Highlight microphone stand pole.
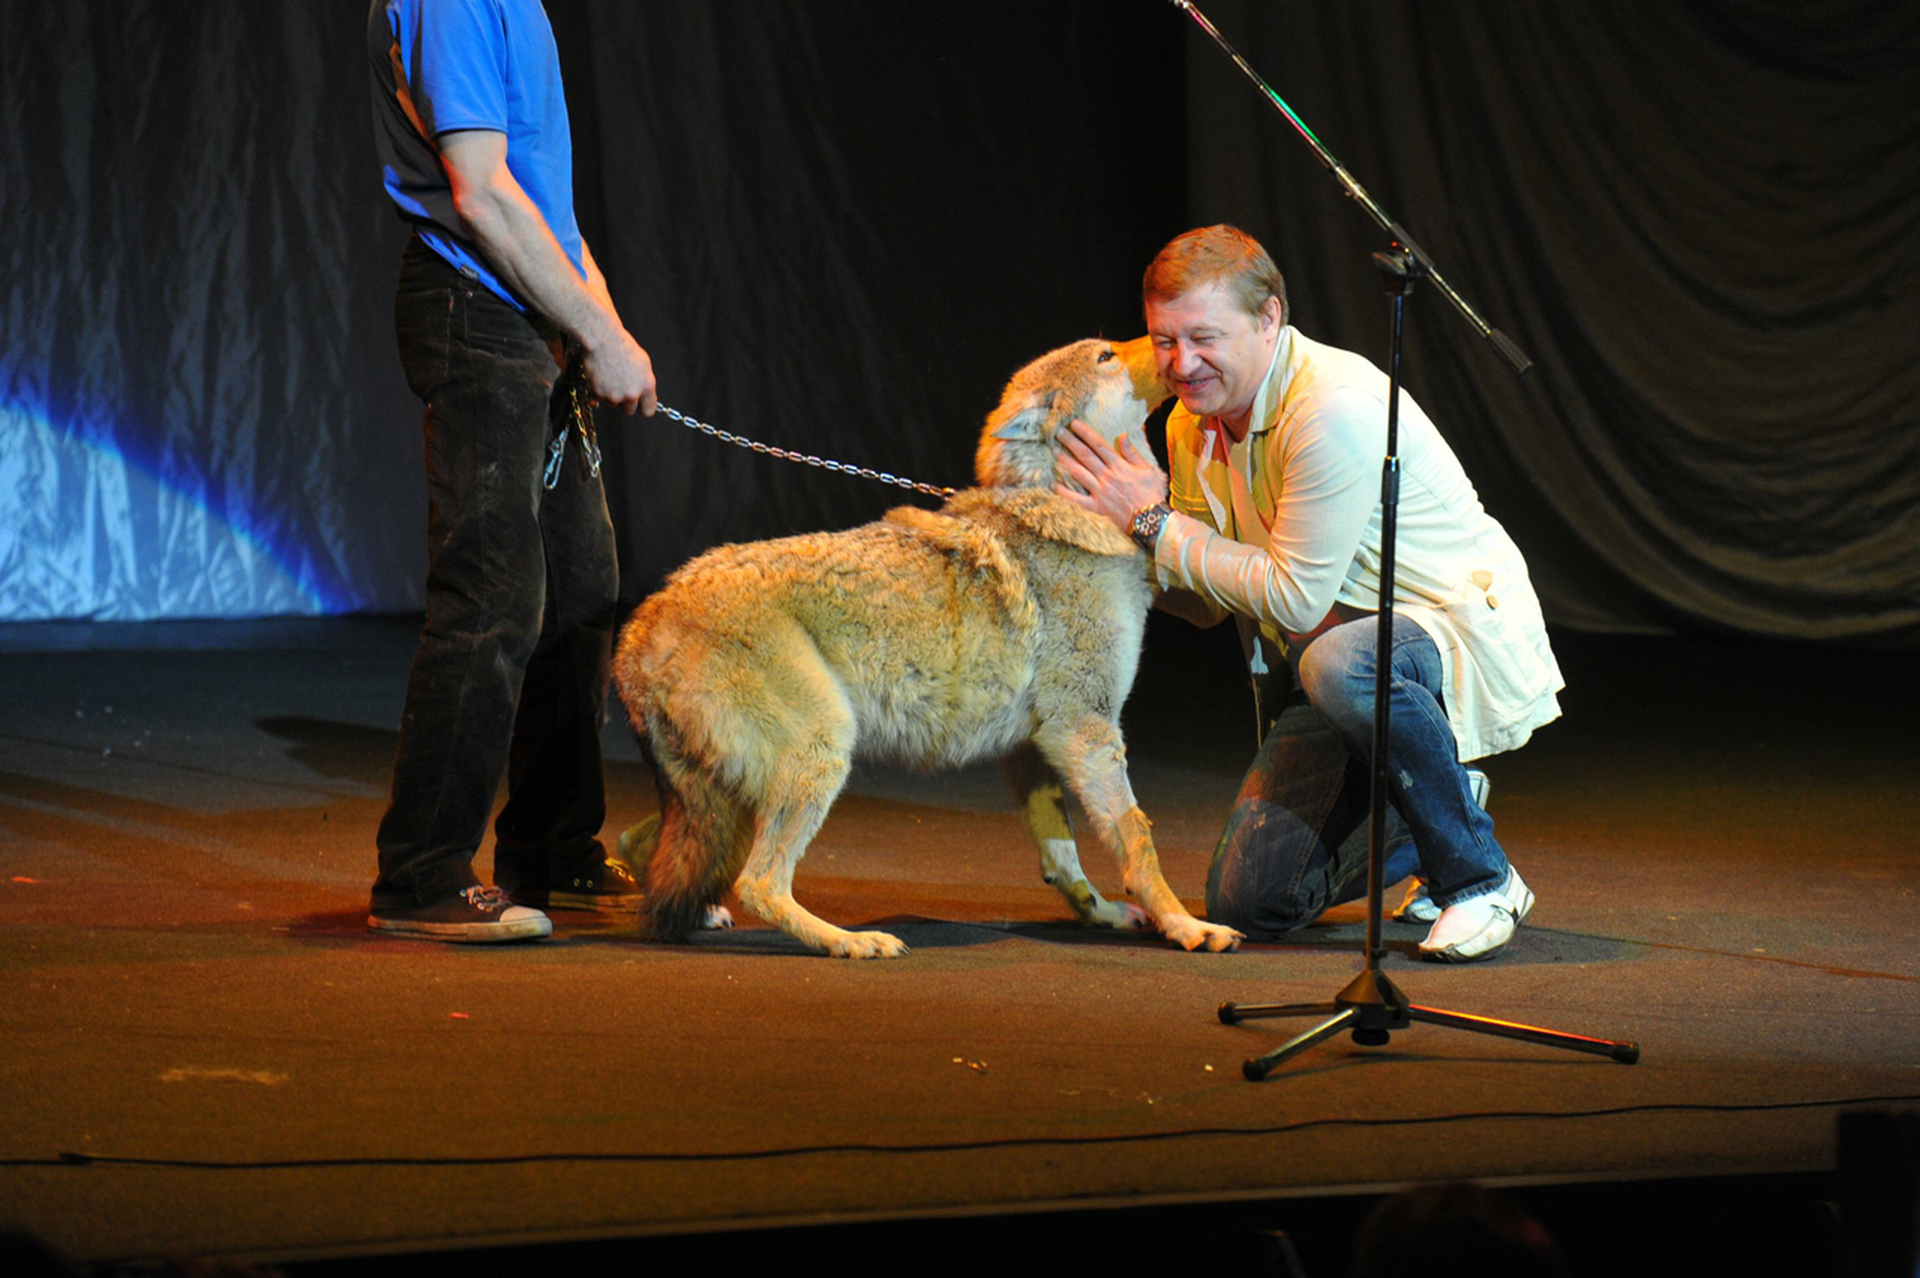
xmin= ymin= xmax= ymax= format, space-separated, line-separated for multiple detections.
xmin=1168 ymin=0 xmax=1639 ymax=1078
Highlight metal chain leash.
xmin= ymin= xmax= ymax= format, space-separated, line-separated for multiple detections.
xmin=543 ymin=355 xmax=956 ymax=500
xmin=655 ymin=404 xmax=956 ymax=499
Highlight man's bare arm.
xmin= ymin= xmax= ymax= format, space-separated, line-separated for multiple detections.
xmin=580 ymin=240 xmax=615 ymax=313
xmin=440 ymin=129 xmax=656 ymax=415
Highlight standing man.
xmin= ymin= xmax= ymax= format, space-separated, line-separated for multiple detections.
xmin=365 ymin=0 xmax=655 ymax=941
xmin=1058 ymin=225 xmax=1562 ymax=961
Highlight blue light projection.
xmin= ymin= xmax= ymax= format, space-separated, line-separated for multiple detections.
xmin=0 ymin=395 xmax=355 ymax=620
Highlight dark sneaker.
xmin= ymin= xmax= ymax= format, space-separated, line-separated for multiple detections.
xmin=368 ymin=885 xmax=553 ymax=943
xmin=506 ymin=857 xmax=642 ymax=913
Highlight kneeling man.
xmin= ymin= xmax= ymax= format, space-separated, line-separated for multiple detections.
xmin=1059 ymin=225 xmax=1562 ymax=961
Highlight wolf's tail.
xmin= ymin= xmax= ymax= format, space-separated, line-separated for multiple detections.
xmin=638 ymin=714 xmax=750 ymax=942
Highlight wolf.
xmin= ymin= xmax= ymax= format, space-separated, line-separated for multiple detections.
xmin=612 ymin=337 xmax=1244 ymax=958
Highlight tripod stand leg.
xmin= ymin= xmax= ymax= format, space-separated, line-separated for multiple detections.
xmin=1407 ymin=1005 xmax=1639 ymax=1063
xmin=1244 ymin=1007 xmax=1361 ymax=1081
xmin=1220 ymin=999 xmax=1340 ymax=1026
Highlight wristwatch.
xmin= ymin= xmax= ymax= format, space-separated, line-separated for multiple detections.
xmin=1127 ymin=501 xmax=1173 ymax=552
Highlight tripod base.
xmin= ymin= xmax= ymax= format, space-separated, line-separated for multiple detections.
xmin=1220 ymin=967 xmax=1639 ymax=1081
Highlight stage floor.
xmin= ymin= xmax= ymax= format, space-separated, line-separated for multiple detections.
xmin=1 ymin=614 xmax=1915 ymax=1272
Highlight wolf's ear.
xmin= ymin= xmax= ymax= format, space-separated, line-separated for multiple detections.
xmin=990 ymin=399 xmax=1052 ymax=441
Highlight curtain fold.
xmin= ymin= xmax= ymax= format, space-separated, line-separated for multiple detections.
xmin=5 ymin=1 xmax=1913 ymax=645
xmin=0 ymin=1 xmax=425 ymax=620
xmin=1184 ymin=0 xmax=1920 ymax=645
xmin=564 ymin=0 xmax=1190 ymax=595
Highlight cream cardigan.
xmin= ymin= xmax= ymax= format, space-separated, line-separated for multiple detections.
xmin=1154 ymin=326 xmax=1564 ymax=761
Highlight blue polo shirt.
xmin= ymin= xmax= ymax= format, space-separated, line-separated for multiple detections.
xmin=368 ymin=0 xmax=585 ymax=311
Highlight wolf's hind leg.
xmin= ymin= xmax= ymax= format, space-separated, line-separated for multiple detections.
xmin=732 ymin=722 xmax=905 ymax=958
xmin=1001 ymin=743 xmax=1147 ymax=930
xmin=735 ymin=801 xmax=907 ymax=959
xmin=1035 ymin=716 xmax=1243 ymax=953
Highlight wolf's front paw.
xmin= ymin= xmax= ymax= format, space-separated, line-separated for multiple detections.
xmin=828 ymin=930 xmax=910 ymax=959
xmin=1160 ymin=914 xmax=1245 ymax=953
xmin=700 ymin=905 xmax=734 ymax=930
xmin=1086 ymin=899 xmax=1152 ymax=931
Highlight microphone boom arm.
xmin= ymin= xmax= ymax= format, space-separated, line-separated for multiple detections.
xmin=1171 ymin=0 xmax=1532 ymax=377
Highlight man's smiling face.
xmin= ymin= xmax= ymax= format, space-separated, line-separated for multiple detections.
xmin=1144 ymin=278 xmax=1281 ymax=434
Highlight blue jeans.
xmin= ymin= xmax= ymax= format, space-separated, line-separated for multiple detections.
xmin=371 ymin=237 xmax=621 ymax=912
xmin=1204 ymin=615 xmax=1509 ymax=939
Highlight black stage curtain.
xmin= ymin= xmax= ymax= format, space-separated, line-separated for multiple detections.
xmin=4 ymin=1 xmax=1914 ymax=645
xmin=555 ymin=0 xmax=1190 ymax=595
xmin=0 ymin=0 xmax=1187 ymax=618
xmin=0 ymin=0 xmax=425 ymax=618
xmin=1185 ymin=1 xmax=1920 ymax=645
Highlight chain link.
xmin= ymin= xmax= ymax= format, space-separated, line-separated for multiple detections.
xmin=544 ymin=350 xmax=602 ymax=490
xmin=656 ymin=404 xmax=956 ymax=499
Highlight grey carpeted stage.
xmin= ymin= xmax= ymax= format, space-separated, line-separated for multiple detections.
xmin=1 ymin=614 xmax=1915 ymax=1275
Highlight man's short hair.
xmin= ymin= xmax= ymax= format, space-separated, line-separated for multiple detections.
xmin=1143 ymin=224 xmax=1288 ymax=326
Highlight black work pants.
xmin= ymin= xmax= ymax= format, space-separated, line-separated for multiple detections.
xmin=371 ymin=235 xmax=619 ymax=912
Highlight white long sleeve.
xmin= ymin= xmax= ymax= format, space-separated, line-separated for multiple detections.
xmin=1156 ymin=385 xmax=1383 ymax=636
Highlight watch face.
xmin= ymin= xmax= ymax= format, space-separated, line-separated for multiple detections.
xmin=1130 ymin=504 xmax=1168 ymax=549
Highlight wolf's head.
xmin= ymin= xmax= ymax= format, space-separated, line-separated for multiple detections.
xmin=974 ymin=336 xmax=1169 ymax=490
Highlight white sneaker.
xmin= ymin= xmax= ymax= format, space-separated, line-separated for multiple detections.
xmin=1417 ymin=866 xmax=1533 ymax=963
xmin=1391 ymin=769 xmax=1491 ymax=925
